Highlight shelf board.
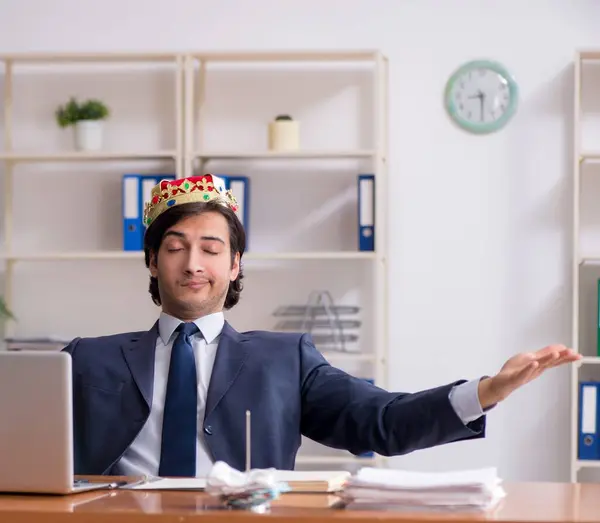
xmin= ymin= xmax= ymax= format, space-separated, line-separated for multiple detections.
xmin=0 ymin=150 xmax=376 ymax=162
xmin=0 ymin=52 xmax=180 ymax=63
xmin=580 ymin=152 xmax=600 ymax=162
xmin=0 ymin=150 xmax=177 ymax=162
xmin=578 ymin=51 xmax=600 ymax=61
xmin=189 ymin=50 xmax=382 ymax=62
xmin=579 ymin=256 xmax=600 ymax=265
xmin=245 ymin=251 xmax=376 ymax=260
xmin=1 ymin=251 xmax=377 ymax=262
xmin=577 ymin=356 xmax=600 ymax=365
xmin=0 ymin=50 xmax=382 ymax=64
xmin=576 ymin=459 xmax=600 ymax=469
xmin=193 ymin=150 xmax=376 ymax=160
xmin=1 ymin=251 xmax=144 ymax=261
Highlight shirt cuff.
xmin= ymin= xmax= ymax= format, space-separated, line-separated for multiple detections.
xmin=448 ymin=378 xmax=487 ymax=424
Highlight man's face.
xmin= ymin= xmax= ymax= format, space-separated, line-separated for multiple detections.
xmin=149 ymin=211 xmax=240 ymax=320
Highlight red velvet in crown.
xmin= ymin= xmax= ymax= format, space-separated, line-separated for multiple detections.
xmin=143 ymin=174 xmax=238 ymax=227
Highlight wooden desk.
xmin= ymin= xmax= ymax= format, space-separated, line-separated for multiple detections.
xmin=0 ymin=481 xmax=599 ymax=523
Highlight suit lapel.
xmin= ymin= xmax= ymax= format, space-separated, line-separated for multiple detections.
xmin=121 ymin=322 xmax=159 ymax=409
xmin=205 ymin=321 xmax=249 ymax=419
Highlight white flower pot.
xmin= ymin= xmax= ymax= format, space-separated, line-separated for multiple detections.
xmin=268 ymin=120 xmax=299 ymax=151
xmin=74 ymin=120 xmax=104 ymax=151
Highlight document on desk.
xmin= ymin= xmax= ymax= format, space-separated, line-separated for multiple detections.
xmin=125 ymin=470 xmax=349 ymax=492
xmin=341 ymin=467 xmax=505 ymax=511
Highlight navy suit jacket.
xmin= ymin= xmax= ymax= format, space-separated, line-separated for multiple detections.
xmin=62 ymin=321 xmax=486 ymax=475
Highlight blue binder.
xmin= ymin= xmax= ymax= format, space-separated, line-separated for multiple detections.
xmin=210 ymin=174 xmax=228 ymax=194
xmin=578 ymin=381 xmax=600 ymax=460
xmin=358 ymin=174 xmax=374 ymax=251
xmin=122 ymin=174 xmax=175 ymax=251
xmin=122 ymin=174 xmax=143 ymax=251
xmin=218 ymin=174 xmax=250 ymax=248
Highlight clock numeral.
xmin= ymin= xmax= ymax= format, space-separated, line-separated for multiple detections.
xmin=467 ymin=110 xmax=473 ymax=120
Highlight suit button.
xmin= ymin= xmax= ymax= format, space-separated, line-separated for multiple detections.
xmin=204 ymin=425 xmax=213 ymax=435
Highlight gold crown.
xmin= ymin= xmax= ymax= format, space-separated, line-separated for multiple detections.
xmin=143 ymin=174 xmax=238 ymax=227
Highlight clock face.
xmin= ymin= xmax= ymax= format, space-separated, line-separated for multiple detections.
xmin=444 ymin=60 xmax=518 ymax=134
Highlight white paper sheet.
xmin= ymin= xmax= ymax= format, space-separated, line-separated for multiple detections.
xmin=128 ymin=477 xmax=207 ymax=490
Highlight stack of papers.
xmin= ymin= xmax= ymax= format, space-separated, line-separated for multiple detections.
xmin=341 ymin=467 xmax=505 ymax=511
xmin=272 ymin=470 xmax=350 ymax=493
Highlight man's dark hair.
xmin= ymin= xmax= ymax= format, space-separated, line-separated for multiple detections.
xmin=143 ymin=200 xmax=245 ymax=310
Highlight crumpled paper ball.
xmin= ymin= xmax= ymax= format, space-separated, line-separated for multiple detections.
xmin=206 ymin=461 xmax=290 ymax=510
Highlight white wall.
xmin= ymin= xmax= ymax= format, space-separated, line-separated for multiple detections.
xmin=0 ymin=0 xmax=598 ymax=482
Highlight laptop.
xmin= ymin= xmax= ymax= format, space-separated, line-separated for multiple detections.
xmin=0 ymin=351 xmax=114 ymax=494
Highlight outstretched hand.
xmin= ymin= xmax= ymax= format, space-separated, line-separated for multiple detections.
xmin=478 ymin=344 xmax=582 ymax=409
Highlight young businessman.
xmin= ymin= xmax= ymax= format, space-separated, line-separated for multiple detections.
xmin=63 ymin=174 xmax=580 ymax=477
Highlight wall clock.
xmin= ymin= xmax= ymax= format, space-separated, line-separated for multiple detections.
xmin=444 ymin=59 xmax=518 ymax=134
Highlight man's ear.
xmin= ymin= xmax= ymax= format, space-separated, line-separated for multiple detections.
xmin=230 ymin=252 xmax=240 ymax=281
xmin=149 ymin=251 xmax=158 ymax=278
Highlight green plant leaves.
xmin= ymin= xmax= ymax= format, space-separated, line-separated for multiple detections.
xmin=0 ymin=296 xmax=15 ymax=320
xmin=55 ymin=97 xmax=110 ymax=127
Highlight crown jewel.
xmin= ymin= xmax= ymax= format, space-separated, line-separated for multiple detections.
xmin=143 ymin=174 xmax=238 ymax=227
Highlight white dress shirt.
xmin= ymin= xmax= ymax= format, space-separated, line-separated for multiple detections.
xmin=116 ymin=311 xmax=485 ymax=476
xmin=449 ymin=378 xmax=486 ymax=423
xmin=117 ymin=311 xmax=224 ymax=477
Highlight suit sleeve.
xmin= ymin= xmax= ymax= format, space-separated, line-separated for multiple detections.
xmin=298 ymin=334 xmax=486 ymax=457
xmin=62 ymin=337 xmax=81 ymax=357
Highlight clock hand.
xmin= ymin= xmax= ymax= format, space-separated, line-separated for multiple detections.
xmin=480 ymin=93 xmax=485 ymax=122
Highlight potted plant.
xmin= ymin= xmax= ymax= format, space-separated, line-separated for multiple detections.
xmin=55 ymin=97 xmax=110 ymax=151
xmin=0 ymin=296 xmax=15 ymax=350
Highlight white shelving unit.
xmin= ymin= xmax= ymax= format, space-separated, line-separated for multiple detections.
xmin=571 ymin=50 xmax=600 ymax=482
xmin=0 ymin=50 xmax=389 ymax=470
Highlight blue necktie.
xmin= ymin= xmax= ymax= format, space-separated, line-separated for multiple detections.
xmin=159 ymin=322 xmax=199 ymax=477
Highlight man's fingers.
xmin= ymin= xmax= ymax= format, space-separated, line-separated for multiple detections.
xmin=537 ymin=344 xmax=568 ymax=355
xmin=531 ymin=346 xmax=577 ymax=368
xmin=535 ymin=351 xmax=560 ymax=367
xmin=523 ymin=351 xmax=580 ymax=381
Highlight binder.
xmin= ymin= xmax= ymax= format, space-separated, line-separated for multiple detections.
xmin=578 ymin=381 xmax=600 ymax=460
xmin=358 ymin=174 xmax=374 ymax=251
xmin=597 ymin=279 xmax=600 ymax=356
xmin=218 ymin=174 xmax=250 ymax=248
xmin=140 ymin=174 xmax=175 ymax=213
xmin=225 ymin=176 xmax=249 ymax=229
xmin=210 ymin=174 xmax=228 ymax=195
xmin=122 ymin=174 xmax=142 ymax=251
xmin=122 ymin=174 xmax=175 ymax=251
